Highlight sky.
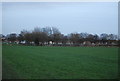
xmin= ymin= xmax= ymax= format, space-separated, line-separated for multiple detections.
xmin=1 ymin=2 xmax=118 ymax=35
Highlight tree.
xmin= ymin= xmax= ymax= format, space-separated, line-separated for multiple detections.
xmin=93 ymin=34 xmax=99 ymax=40
xmin=18 ymin=34 xmax=24 ymax=43
xmin=52 ymin=33 xmax=62 ymax=45
xmin=100 ymin=33 xmax=108 ymax=40
xmin=100 ymin=33 xmax=109 ymax=44
xmin=6 ymin=26 xmax=119 ymax=47
xmin=61 ymin=35 xmax=68 ymax=46
xmin=19 ymin=30 xmax=33 ymax=45
xmin=0 ymin=34 xmax=5 ymax=41
xmin=107 ymin=34 xmax=118 ymax=46
xmin=69 ymin=33 xmax=80 ymax=46
xmin=108 ymin=34 xmax=117 ymax=40
xmin=79 ymin=33 xmax=89 ymax=39
xmin=86 ymin=34 xmax=94 ymax=42
xmin=7 ymin=33 xmax=17 ymax=43
xmin=19 ymin=30 xmax=29 ymax=41
xmin=32 ymin=27 xmax=48 ymax=46
xmin=42 ymin=27 xmax=52 ymax=36
xmin=47 ymin=27 xmax=61 ymax=45
xmin=52 ymin=27 xmax=60 ymax=34
xmin=24 ymin=32 xmax=33 ymax=45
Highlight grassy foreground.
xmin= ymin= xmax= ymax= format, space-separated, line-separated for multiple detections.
xmin=2 ymin=45 xmax=118 ymax=79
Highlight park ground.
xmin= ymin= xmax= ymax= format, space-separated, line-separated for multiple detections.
xmin=2 ymin=44 xmax=118 ymax=79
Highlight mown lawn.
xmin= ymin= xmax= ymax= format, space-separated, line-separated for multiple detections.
xmin=2 ymin=45 xmax=118 ymax=79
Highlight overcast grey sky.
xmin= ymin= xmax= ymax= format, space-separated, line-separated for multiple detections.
xmin=2 ymin=2 xmax=118 ymax=35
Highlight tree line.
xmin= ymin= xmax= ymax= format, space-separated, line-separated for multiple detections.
xmin=1 ymin=27 xmax=119 ymax=46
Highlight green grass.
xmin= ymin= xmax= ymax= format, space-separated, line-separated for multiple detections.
xmin=2 ymin=44 xmax=118 ymax=79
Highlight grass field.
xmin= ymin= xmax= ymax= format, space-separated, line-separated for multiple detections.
xmin=2 ymin=44 xmax=118 ymax=79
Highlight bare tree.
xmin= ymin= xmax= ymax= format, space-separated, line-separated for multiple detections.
xmin=52 ymin=27 xmax=60 ymax=34
xmin=6 ymin=33 xmax=17 ymax=43
xmin=52 ymin=33 xmax=62 ymax=45
xmin=32 ymin=27 xmax=48 ymax=46
xmin=8 ymin=26 xmax=119 ymax=47
xmin=69 ymin=33 xmax=80 ymax=46
xmin=61 ymin=35 xmax=68 ymax=46
xmin=24 ymin=32 xmax=33 ymax=45
xmin=42 ymin=27 xmax=52 ymax=36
